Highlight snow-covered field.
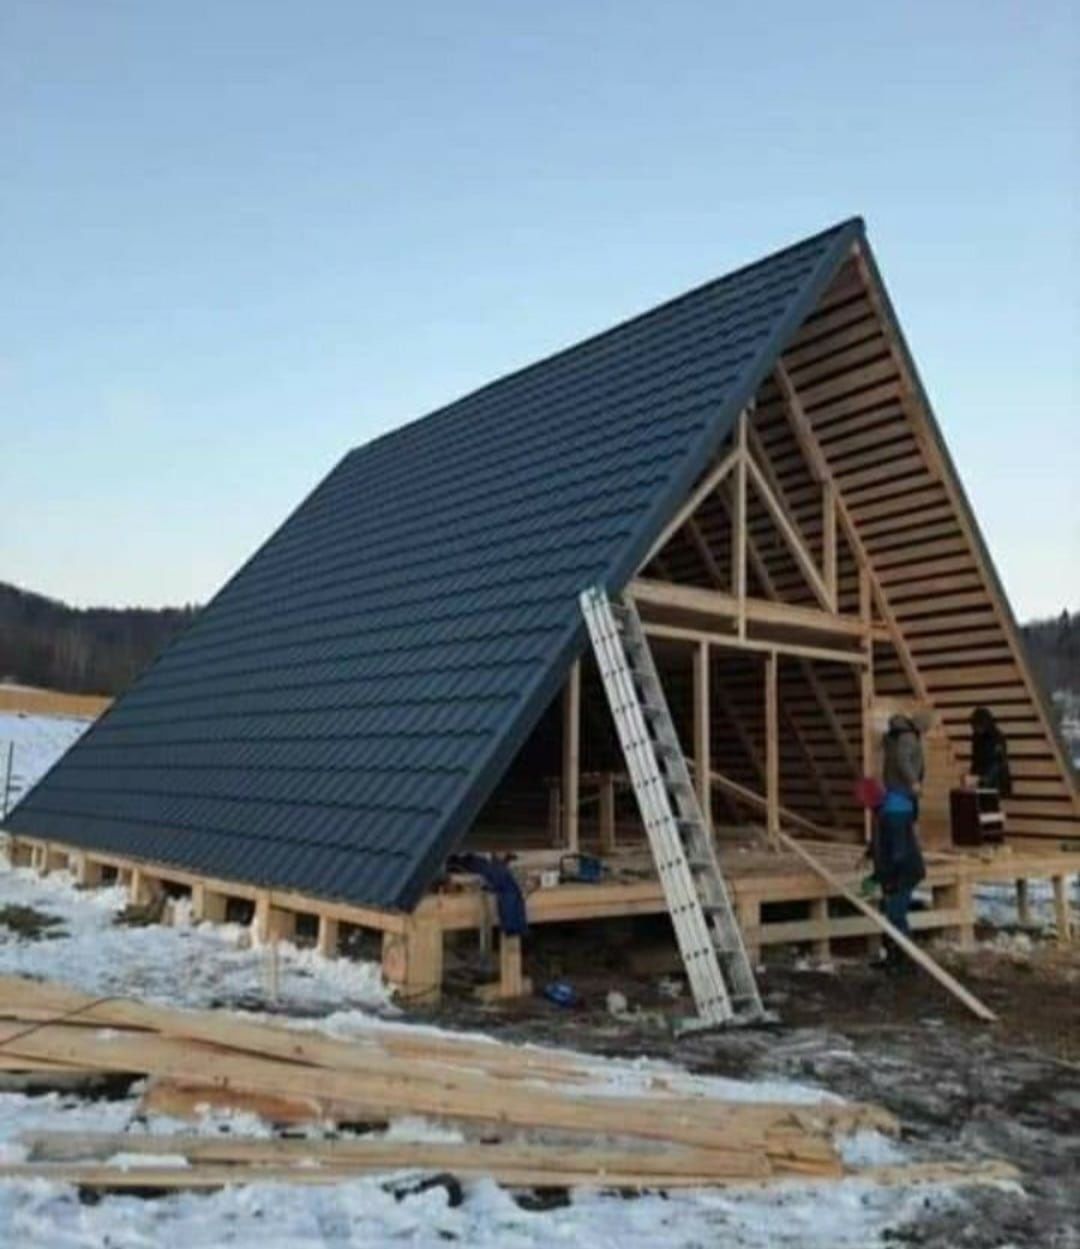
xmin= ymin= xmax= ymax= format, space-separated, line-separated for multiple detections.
xmin=0 ymin=711 xmax=89 ymax=815
xmin=0 ymin=862 xmax=983 ymax=1249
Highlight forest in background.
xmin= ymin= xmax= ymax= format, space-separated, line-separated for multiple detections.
xmin=0 ymin=579 xmax=1077 ymax=713
xmin=0 ymin=582 xmax=198 ymax=696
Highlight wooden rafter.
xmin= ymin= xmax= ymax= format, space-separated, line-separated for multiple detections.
xmin=644 ymin=441 xmax=742 ymax=566
xmin=630 ymin=578 xmax=884 ymax=645
xmin=743 ymin=451 xmax=831 ymax=610
xmin=772 ymin=361 xmax=933 ymax=707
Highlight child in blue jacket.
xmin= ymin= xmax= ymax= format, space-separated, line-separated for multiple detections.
xmin=869 ymin=787 xmax=926 ymax=967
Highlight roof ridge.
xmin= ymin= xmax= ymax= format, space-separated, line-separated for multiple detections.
xmin=350 ymin=216 xmax=865 ymax=458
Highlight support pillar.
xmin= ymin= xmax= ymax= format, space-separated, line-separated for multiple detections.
xmin=1052 ymin=876 xmax=1072 ymax=945
xmin=382 ymin=917 xmax=443 ymax=1005
xmin=693 ymin=641 xmax=712 ymax=832
xmin=562 ymin=660 xmax=581 ymax=852
xmin=598 ymin=773 xmax=617 ymax=853
xmin=734 ymin=413 xmax=748 ymax=639
xmin=316 ymin=915 xmax=340 ymax=958
xmin=764 ymin=651 xmax=779 ymax=848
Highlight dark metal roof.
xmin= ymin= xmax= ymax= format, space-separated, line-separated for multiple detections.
xmin=5 ymin=219 xmax=863 ymax=910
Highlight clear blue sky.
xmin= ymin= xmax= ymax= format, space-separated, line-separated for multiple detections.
xmin=3 ymin=1 xmax=1077 ymax=618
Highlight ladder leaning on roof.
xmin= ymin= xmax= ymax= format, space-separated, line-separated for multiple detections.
xmin=580 ymin=585 xmax=765 ymax=1027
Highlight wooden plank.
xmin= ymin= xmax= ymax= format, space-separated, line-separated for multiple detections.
xmin=734 ymin=415 xmax=748 ymax=637
xmin=775 ymin=833 xmax=996 ymax=1021
xmin=745 ymin=451 xmax=831 ymax=609
xmin=645 ymin=442 xmax=742 ymax=566
xmin=630 ymin=578 xmax=878 ymax=641
xmin=644 ymin=621 xmax=869 ymax=668
xmin=694 ymin=641 xmax=712 ymax=829
xmin=562 ymin=660 xmax=581 ymax=852
xmin=765 ymin=652 xmax=780 ymax=847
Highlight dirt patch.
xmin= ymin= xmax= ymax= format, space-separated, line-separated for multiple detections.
xmin=0 ymin=903 xmax=66 ymax=940
xmin=422 ymin=928 xmax=1080 ymax=1247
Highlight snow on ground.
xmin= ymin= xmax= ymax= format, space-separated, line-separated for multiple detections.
xmin=974 ymin=877 xmax=1063 ymax=931
xmin=0 ymin=859 xmax=995 ymax=1248
xmin=0 ymin=863 xmax=389 ymax=1012
xmin=0 ymin=711 xmax=89 ymax=815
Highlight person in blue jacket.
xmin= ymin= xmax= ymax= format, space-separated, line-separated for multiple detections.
xmin=868 ymin=786 xmax=926 ymax=970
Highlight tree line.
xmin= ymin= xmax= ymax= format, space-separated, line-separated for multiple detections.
xmin=0 ymin=581 xmax=199 ymax=696
xmin=0 ymin=577 xmax=1076 ymax=709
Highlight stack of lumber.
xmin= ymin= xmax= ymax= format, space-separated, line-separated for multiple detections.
xmin=0 ymin=975 xmax=1017 ymax=1194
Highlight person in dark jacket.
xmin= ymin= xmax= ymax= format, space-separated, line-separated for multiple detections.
xmin=969 ymin=706 xmax=1012 ymax=797
xmin=868 ymin=787 xmax=926 ymax=970
xmin=882 ymin=714 xmax=925 ymax=808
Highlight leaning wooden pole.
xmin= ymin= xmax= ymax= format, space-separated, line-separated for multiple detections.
xmin=775 ymin=832 xmax=996 ymax=1023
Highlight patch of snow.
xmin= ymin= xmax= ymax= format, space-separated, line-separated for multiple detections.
xmin=0 ymin=863 xmax=390 ymax=1013
xmin=837 ymin=1129 xmax=907 ymax=1168
xmin=0 ymin=712 xmax=89 ymax=815
xmin=106 ymin=1151 xmax=191 ymax=1169
xmin=0 ymin=1164 xmax=972 ymax=1249
xmin=975 ymin=879 xmax=1059 ymax=931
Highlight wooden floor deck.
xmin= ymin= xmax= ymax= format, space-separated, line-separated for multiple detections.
xmin=3 ymin=831 xmax=1077 ymax=1004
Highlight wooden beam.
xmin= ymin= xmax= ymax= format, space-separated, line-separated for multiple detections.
xmin=644 ymin=621 xmax=869 ymax=669
xmin=644 ymin=442 xmax=742 ymax=566
xmin=744 ymin=451 xmax=832 ymax=610
xmin=822 ymin=482 xmax=838 ymax=610
xmin=775 ymin=832 xmax=996 ymax=1022
xmin=734 ymin=413 xmax=748 ymax=638
xmin=598 ymin=774 xmax=617 ymax=853
xmin=693 ymin=641 xmax=712 ymax=831
xmin=629 ymin=578 xmax=882 ymax=643
xmin=687 ymin=517 xmax=727 ymax=588
xmin=772 ymin=362 xmax=932 ymax=707
xmin=562 ymin=660 xmax=581 ymax=852
xmin=764 ymin=652 xmax=780 ymax=848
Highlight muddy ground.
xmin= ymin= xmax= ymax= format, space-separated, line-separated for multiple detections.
xmin=423 ymin=920 xmax=1080 ymax=1248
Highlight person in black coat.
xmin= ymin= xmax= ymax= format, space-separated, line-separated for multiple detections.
xmin=969 ymin=706 xmax=1012 ymax=797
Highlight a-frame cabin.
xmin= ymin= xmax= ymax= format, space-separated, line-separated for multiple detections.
xmin=5 ymin=219 xmax=1077 ymax=1001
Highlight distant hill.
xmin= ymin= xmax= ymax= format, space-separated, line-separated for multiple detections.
xmin=1022 ymin=610 xmax=1080 ymax=699
xmin=0 ymin=582 xmax=199 ymax=697
xmin=0 ymin=576 xmax=1076 ymax=714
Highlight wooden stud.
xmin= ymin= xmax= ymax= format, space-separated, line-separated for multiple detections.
xmin=382 ymin=917 xmax=443 ymax=1004
xmin=736 ymin=896 xmax=761 ymax=966
xmin=73 ymin=855 xmax=103 ymax=888
xmin=598 ymin=774 xmax=617 ymax=854
xmin=764 ymin=652 xmax=780 ymax=849
xmin=734 ymin=414 xmax=748 ymax=639
xmin=562 ymin=661 xmax=581 ymax=853
xmin=822 ymin=481 xmax=838 ymax=610
xmin=694 ymin=641 xmax=712 ymax=832
xmin=808 ymin=897 xmax=830 ymax=963
xmin=645 ymin=443 xmax=742 ymax=566
xmin=499 ymin=933 xmax=525 ymax=998
xmin=253 ymin=892 xmax=271 ymax=944
xmin=1052 ymin=876 xmax=1072 ymax=945
xmin=316 ymin=916 xmax=340 ymax=959
xmin=1015 ymin=878 xmax=1031 ymax=926
xmin=191 ymin=883 xmax=228 ymax=925
xmin=744 ymin=451 xmax=831 ymax=610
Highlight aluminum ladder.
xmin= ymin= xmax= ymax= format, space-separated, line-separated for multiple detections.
xmin=580 ymin=585 xmax=765 ymax=1027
